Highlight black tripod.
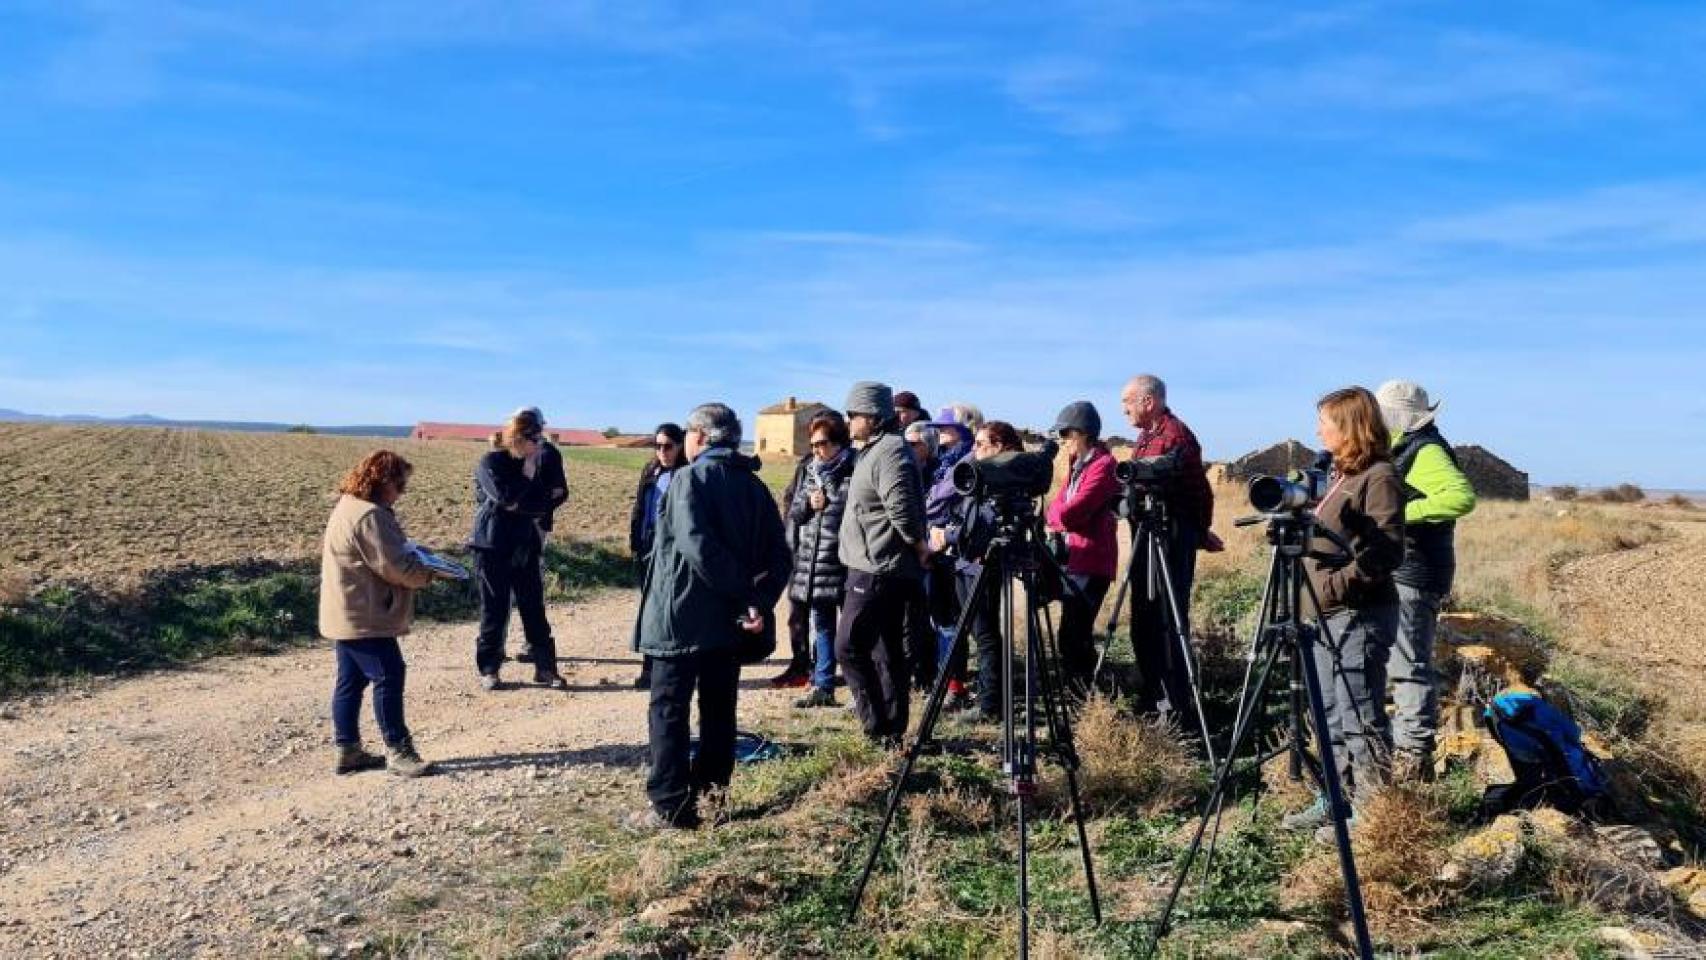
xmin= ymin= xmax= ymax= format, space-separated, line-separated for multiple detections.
xmin=1098 ymin=486 xmax=1218 ymax=769
xmin=1143 ymin=508 xmax=1374 ymax=960
xmin=848 ymin=502 xmax=1102 ymax=959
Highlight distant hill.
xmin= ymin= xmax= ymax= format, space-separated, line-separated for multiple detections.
xmin=0 ymin=408 xmax=411 ymax=438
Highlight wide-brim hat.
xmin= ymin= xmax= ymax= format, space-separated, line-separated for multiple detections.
xmin=1376 ymin=380 xmax=1439 ymax=434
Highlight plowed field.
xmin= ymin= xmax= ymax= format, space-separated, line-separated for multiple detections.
xmin=0 ymin=425 xmax=647 ymax=589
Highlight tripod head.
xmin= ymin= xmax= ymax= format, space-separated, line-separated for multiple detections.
xmin=1234 ymin=509 xmax=1352 ymax=566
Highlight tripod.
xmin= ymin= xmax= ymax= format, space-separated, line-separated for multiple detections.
xmin=848 ymin=502 xmax=1102 ymax=959
xmin=1143 ymin=508 xmax=1374 ymax=960
xmin=1099 ymin=486 xmax=1218 ymax=769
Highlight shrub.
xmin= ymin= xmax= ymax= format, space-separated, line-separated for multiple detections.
xmin=1549 ymin=485 xmax=1579 ymax=501
xmin=1593 ymin=483 xmax=1646 ymax=503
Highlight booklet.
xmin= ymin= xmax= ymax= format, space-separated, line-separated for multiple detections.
xmin=406 ymin=541 xmax=470 ymax=581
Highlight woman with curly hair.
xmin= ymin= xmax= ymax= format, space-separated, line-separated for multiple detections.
xmin=319 ymin=450 xmax=443 ymax=777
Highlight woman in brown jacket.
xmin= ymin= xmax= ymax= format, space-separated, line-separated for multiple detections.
xmin=319 ymin=451 xmax=441 ymax=777
xmin=1287 ymin=387 xmax=1405 ymax=832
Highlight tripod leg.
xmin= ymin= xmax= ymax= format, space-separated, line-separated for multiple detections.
xmin=1143 ymin=627 xmax=1290 ymax=958
xmin=1026 ymin=600 xmax=1103 ymax=926
xmin=1297 ymin=620 xmax=1376 ymax=960
xmin=848 ymin=559 xmax=998 ymax=922
xmin=1148 ymin=530 xmax=1218 ymax=770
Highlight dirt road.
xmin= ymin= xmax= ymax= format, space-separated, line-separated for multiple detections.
xmin=1554 ymin=516 xmax=1706 ymax=706
xmin=0 ymin=591 xmax=786 ymax=958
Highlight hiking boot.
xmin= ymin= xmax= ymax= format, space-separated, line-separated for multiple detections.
xmin=1390 ymin=748 xmax=1433 ymax=785
xmin=794 ymin=687 xmax=838 ymax=709
xmin=1281 ymin=796 xmax=1332 ymax=832
xmin=534 ymin=671 xmax=568 ymax=691
xmin=769 ymin=666 xmax=809 ymax=689
xmin=334 ymin=743 xmax=385 ymax=775
xmin=624 ymin=806 xmax=699 ymax=832
xmin=386 ymin=739 xmax=433 ymax=778
xmin=479 ymin=672 xmax=501 ymax=692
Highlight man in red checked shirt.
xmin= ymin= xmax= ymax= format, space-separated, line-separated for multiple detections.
xmin=1120 ymin=374 xmax=1224 ymax=719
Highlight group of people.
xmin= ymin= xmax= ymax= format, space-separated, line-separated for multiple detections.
xmin=314 ymin=377 xmax=1475 ymax=843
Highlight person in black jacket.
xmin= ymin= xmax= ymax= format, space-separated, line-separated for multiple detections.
xmin=632 ymin=403 xmax=791 ymax=829
xmin=509 ymin=407 xmax=567 ymax=669
xmin=787 ymin=414 xmax=855 ymax=708
xmin=469 ymin=414 xmax=566 ymax=691
xmin=627 ymin=423 xmax=687 ymax=690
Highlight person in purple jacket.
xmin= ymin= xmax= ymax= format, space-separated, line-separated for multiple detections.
xmin=1044 ymin=401 xmax=1120 ymax=698
xmin=922 ymin=403 xmax=980 ymax=710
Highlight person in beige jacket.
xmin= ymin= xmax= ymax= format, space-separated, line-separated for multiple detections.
xmin=320 ymin=451 xmax=440 ymax=777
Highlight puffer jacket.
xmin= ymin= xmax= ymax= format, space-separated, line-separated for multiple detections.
xmin=787 ymin=449 xmax=855 ymax=603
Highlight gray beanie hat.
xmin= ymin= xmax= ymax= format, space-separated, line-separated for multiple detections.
xmin=1051 ymin=400 xmax=1101 ymax=439
xmin=844 ymin=381 xmax=896 ymax=420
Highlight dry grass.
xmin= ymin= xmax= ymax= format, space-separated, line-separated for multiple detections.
xmin=1284 ymin=785 xmax=1456 ymax=945
xmin=1535 ymin=831 xmax=1677 ymax=920
xmin=1069 ymin=694 xmax=1199 ymax=814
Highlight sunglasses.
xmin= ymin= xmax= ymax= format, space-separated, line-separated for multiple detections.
xmin=655 ymin=441 xmax=678 ymax=450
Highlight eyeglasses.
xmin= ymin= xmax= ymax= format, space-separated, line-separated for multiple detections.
xmin=809 ymin=439 xmax=831 ymax=449
xmin=655 ymin=441 xmax=677 ymax=450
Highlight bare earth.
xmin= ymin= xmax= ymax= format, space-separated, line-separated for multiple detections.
xmin=1555 ymin=517 xmax=1706 ymax=705
xmin=0 ymin=590 xmax=786 ymax=958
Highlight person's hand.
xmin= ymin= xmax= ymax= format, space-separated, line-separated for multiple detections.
xmin=928 ymin=527 xmax=949 ymax=553
xmin=809 ymin=489 xmax=827 ymax=511
xmin=915 ymin=540 xmax=934 ymax=568
xmin=1202 ymin=530 xmax=1226 ymax=553
xmin=737 ymin=606 xmax=765 ymax=634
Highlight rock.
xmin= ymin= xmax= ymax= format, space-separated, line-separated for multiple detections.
xmin=1595 ymin=926 xmax=1649 ymax=959
xmin=333 ymin=912 xmax=357 ymax=927
xmin=1689 ymin=888 xmax=1706 ymax=921
xmin=1435 ymin=611 xmax=1549 ymax=682
xmin=1659 ymin=866 xmax=1706 ymax=893
xmin=315 ymin=947 xmax=336 ymax=959
xmin=344 ymin=941 xmax=369 ymax=956
xmin=1594 ymin=824 xmax=1665 ymax=869
xmin=1439 ymin=815 xmax=1526 ymax=889
xmin=1522 ymin=807 xmax=1585 ymax=845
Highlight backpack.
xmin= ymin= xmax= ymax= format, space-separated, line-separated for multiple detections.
xmin=1481 ymin=689 xmax=1607 ymax=816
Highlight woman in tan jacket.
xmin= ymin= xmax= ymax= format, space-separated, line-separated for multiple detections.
xmin=319 ymin=451 xmax=440 ymax=777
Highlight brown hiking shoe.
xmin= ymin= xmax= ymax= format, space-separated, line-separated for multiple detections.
xmin=335 ymin=743 xmax=385 ymax=775
xmin=386 ymin=739 xmax=434 ymax=778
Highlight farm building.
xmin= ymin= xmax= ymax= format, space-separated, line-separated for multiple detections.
xmin=1456 ymin=445 xmax=1530 ymax=501
xmin=754 ymin=397 xmax=830 ymax=458
xmin=1223 ymin=439 xmax=1318 ymax=481
xmin=410 ymin=422 xmax=611 ymax=446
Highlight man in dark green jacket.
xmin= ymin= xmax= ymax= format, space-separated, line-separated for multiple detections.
xmin=633 ymin=403 xmax=790 ymax=828
xmin=1377 ymin=380 xmax=1476 ymax=783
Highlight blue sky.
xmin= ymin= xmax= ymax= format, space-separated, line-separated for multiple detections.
xmin=2 ymin=1 xmax=1704 ymax=487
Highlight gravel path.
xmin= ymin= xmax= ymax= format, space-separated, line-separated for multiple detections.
xmin=0 ymin=591 xmax=785 ymax=958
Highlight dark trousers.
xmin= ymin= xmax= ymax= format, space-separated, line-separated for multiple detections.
xmin=474 ymin=541 xmax=556 ymax=676
xmin=331 ymin=638 xmax=409 ymax=747
xmin=1131 ymin=526 xmax=1198 ymax=716
xmin=835 ymin=569 xmax=916 ymax=738
xmin=929 ymin=564 xmax=968 ymax=684
xmin=646 ymin=650 xmax=741 ymax=822
xmin=904 ymin=578 xmax=937 ymax=691
xmin=786 ymin=595 xmax=813 ymax=673
xmin=1058 ymin=573 xmax=1111 ymax=697
xmin=955 ymin=568 xmax=1005 ymax=716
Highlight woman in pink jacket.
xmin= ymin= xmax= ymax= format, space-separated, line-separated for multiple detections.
xmin=1045 ymin=401 xmax=1120 ymax=697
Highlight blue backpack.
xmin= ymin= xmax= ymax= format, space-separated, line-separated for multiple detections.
xmin=1482 ymin=689 xmax=1608 ymax=814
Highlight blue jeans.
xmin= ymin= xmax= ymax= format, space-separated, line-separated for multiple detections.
xmin=332 ymin=638 xmax=410 ymax=747
xmin=809 ymin=600 xmax=839 ymax=692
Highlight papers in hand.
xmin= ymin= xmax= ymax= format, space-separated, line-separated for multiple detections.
xmin=406 ymin=541 xmax=470 ymax=581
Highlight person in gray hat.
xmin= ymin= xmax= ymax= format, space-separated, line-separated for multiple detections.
xmin=1044 ymin=401 xmax=1120 ymax=696
xmin=835 ymin=380 xmax=931 ymax=745
xmin=1375 ymin=379 xmax=1477 ymax=783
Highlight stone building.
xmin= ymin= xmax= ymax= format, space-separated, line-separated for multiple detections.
xmin=1224 ymin=439 xmax=1319 ymax=481
xmin=754 ymin=397 xmax=830 ymax=458
xmin=1456 ymin=445 xmax=1531 ymax=501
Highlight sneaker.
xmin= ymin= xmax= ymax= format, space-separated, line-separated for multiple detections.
xmin=794 ymin=687 xmax=838 ymax=709
xmin=479 ymin=673 xmax=501 ymax=692
xmin=334 ymin=743 xmax=385 ymax=775
xmin=1281 ymin=796 xmax=1332 ymax=832
xmin=1315 ymin=810 xmax=1360 ymax=846
xmin=624 ymin=806 xmax=699 ymax=832
xmin=534 ymin=671 xmax=568 ymax=690
xmin=385 ymin=739 xmax=433 ymax=778
xmin=633 ymin=672 xmax=651 ymax=690
xmin=769 ymin=667 xmax=810 ymax=689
